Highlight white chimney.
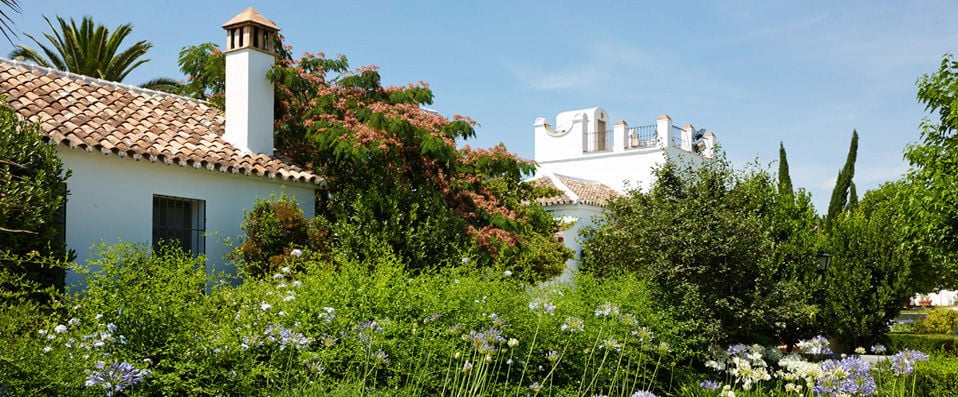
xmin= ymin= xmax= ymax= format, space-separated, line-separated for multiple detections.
xmin=222 ymin=7 xmax=279 ymax=155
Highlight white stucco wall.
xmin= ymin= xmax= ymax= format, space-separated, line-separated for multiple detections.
xmin=59 ymin=147 xmax=316 ymax=287
xmin=537 ymin=149 xmax=668 ymax=194
xmin=224 ymin=48 xmax=275 ymax=155
xmin=550 ymin=204 xmax=606 ymax=283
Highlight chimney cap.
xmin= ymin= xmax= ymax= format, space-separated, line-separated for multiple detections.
xmin=222 ymin=7 xmax=280 ymax=31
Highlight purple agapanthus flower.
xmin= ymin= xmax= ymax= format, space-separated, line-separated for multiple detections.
xmin=814 ymin=356 xmax=875 ymax=397
xmin=700 ymin=380 xmax=720 ymax=390
xmin=890 ymin=349 xmax=929 ymax=376
xmin=84 ymin=361 xmax=149 ymax=397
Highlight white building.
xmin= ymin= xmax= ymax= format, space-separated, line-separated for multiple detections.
xmin=0 ymin=8 xmax=322 ymax=287
xmin=533 ymin=107 xmax=717 ymax=193
xmin=529 ymin=107 xmax=718 ymax=280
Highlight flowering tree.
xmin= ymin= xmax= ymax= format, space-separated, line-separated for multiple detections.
xmin=179 ymin=41 xmax=569 ymax=280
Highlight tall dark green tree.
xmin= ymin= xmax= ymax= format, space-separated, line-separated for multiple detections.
xmin=827 ymin=130 xmax=858 ymax=223
xmin=10 ymin=16 xmax=177 ymax=91
xmin=847 ymin=182 xmax=858 ymax=211
xmin=0 ymin=100 xmax=70 ymax=295
xmin=778 ymin=141 xmax=793 ymax=195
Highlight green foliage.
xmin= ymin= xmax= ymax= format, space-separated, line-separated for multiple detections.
xmin=176 ymin=42 xmax=225 ymax=108
xmin=912 ymin=309 xmax=958 ymax=335
xmin=581 ymin=158 xmax=821 ymax=346
xmin=0 ymin=100 xmax=70 ymax=295
xmin=778 ymin=141 xmax=793 ymax=195
xmin=234 ymin=194 xmax=330 ymax=278
xmin=826 ymin=130 xmax=858 ymax=224
xmin=914 ymin=356 xmax=958 ymax=396
xmin=9 ymin=15 xmax=162 ymax=85
xmin=887 ymin=334 xmax=958 ymax=357
xmin=0 ymin=0 xmax=19 ymax=45
xmin=0 ymin=242 xmax=690 ymax=395
xmin=821 ymin=182 xmax=914 ymax=350
xmin=903 ymin=53 xmax=958 ymax=291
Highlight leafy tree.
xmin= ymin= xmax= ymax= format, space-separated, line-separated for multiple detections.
xmin=820 ymin=182 xmax=913 ymax=349
xmin=180 ymin=41 xmax=570 ymax=281
xmin=778 ymin=141 xmax=793 ymax=195
xmin=826 ymin=130 xmax=858 ymax=224
xmin=581 ymin=158 xmax=821 ymax=346
xmin=0 ymin=100 xmax=70 ymax=295
xmin=903 ymin=53 xmax=958 ymax=291
xmin=10 ymin=16 xmax=177 ymax=91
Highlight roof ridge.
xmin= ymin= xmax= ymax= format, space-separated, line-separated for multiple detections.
xmin=0 ymin=57 xmax=217 ymax=109
xmin=553 ymin=173 xmax=607 ymax=185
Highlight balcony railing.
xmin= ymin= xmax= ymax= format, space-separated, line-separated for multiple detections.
xmin=671 ymin=125 xmax=687 ymax=149
xmin=624 ymin=124 xmax=657 ymax=149
xmin=583 ymin=129 xmax=613 ymax=153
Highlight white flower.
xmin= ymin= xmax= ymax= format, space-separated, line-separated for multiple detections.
xmin=42 ymin=346 xmax=52 ymax=353
xmin=54 ymin=324 xmax=67 ymax=334
xmin=503 ymin=270 xmax=513 ymax=277
xmin=292 ymin=281 xmax=302 ymax=288
xmin=508 ymin=338 xmax=519 ymax=348
xmin=68 ymin=318 xmax=80 ymax=326
xmin=290 ymin=249 xmax=303 ymax=258
xmin=283 ymin=294 xmax=295 ymax=302
xmin=281 ymin=266 xmax=291 ymax=274
xmin=272 ymin=273 xmax=284 ymax=280
xmin=260 ymin=302 xmax=272 ymax=311
xmin=38 ymin=329 xmax=47 ymax=336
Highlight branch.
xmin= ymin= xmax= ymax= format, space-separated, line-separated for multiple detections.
xmin=0 ymin=226 xmax=37 ymax=234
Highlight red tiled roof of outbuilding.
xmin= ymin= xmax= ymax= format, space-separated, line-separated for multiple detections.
xmin=0 ymin=58 xmax=323 ymax=185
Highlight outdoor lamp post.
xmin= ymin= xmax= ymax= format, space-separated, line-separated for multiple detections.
xmin=817 ymin=252 xmax=832 ymax=273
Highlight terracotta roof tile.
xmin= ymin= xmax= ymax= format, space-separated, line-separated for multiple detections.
xmin=529 ymin=174 xmax=620 ymax=207
xmin=0 ymin=58 xmax=323 ymax=185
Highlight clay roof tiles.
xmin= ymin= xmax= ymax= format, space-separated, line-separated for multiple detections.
xmin=0 ymin=58 xmax=323 ymax=185
xmin=529 ymin=174 xmax=620 ymax=207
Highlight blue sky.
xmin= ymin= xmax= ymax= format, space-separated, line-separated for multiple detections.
xmin=4 ymin=1 xmax=957 ymax=212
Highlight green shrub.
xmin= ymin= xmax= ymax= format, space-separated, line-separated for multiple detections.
xmin=887 ymin=333 xmax=958 ymax=357
xmin=234 ymin=193 xmax=330 ymax=278
xmin=915 ymin=356 xmax=958 ymax=397
xmin=1 ymin=242 xmax=696 ymax=395
xmin=913 ymin=308 xmax=958 ymax=335
xmin=0 ymin=100 xmax=71 ymax=297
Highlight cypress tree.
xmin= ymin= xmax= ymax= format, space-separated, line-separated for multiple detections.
xmin=827 ymin=130 xmax=859 ymax=222
xmin=847 ymin=182 xmax=859 ymax=211
xmin=778 ymin=141 xmax=793 ymax=195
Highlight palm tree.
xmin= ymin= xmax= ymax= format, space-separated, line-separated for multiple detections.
xmin=0 ymin=0 xmax=20 ymax=45
xmin=10 ymin=16 xmax=179 ymax=92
